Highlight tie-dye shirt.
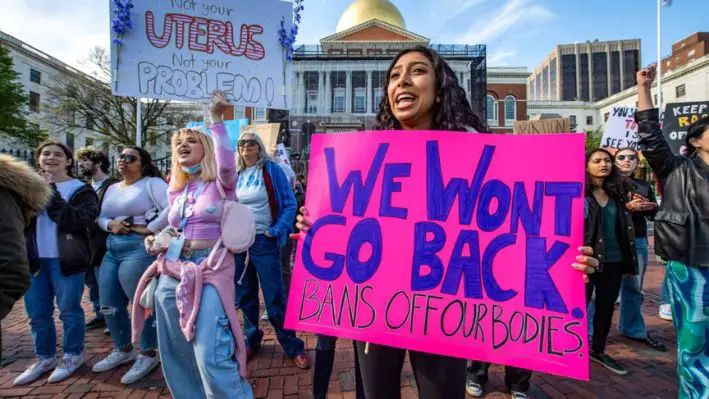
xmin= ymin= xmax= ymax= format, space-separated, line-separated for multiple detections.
xmin=167 ymin=123 xmax=236 ymax=240
xmin=236 ymin=165 xmax=272 ymax=234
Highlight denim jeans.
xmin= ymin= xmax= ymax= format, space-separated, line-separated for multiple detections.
xmin=155 ymin=249 xmax=253 ymax=399
xmin=618 ymin=238 xmax=649 ymax=338
xmin=314 ymin=335 xmax=364 ymax=399
xmin=99 ymin=234 xmax=157 ymax=351
xmin=85 ymin=266 xmax=103 ymax=320
xmin=24 ymin=258 xmax=85 ymax=358
xmin=659 ymin=257 xmax=671 ymax=304
xmin=234 ymin=234 xmax=305 ymax=357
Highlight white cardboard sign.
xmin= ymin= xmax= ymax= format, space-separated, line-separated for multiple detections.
xmin=601 ymin=106 xmax=642 ymax=150
xmin=110 ymin=0 xmax=293 ymax=109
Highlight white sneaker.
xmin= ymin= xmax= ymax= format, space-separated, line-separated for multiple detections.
xmin=93 ymin=349 xmax=137 ymax=373
xmin=659 ymin=304 xmax=673 ymax=321
xmin=48 ymin=353 xmax=85 ymax=383
xmin=512 ymin=391 xmax=529 ymax=399
xmin=13 ymin=358 xmax=58 ymax=386
xmin=261 ymin=310 xmax=269 ymax=321
xmin=465 ymin=379 xmax=483 ymax=397
xmin=121 ymin=354 xmax=160 ymax=384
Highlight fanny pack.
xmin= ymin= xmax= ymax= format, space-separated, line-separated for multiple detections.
xmin=215 ymin=181 xmax=255 ymax=253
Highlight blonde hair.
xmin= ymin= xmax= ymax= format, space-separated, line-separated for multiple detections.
xmin=236 ymin=131 xmax=272 ymax=171
xmin=169 ymin=128 xmax=218 ymax=191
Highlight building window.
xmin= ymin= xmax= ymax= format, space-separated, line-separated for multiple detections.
xmin=688 ymin=49 xmax=696 ymax=57
xmin=610 ymin=51 xmax=621 ymax=94
xmin=586 ymin=116 xmax=593 ymax=125
xmin=333 ymin=88 xmax=345 ymax=113
xmin=234 ymin=105 xmax=245 ymax=119
xmin=579 ymin=54 xmax=590 ymax=101
xmin=30 ymin=68 xmax=41 ymax=84
xmin=86 ymin=137 xmax=94 ymax=147
xmin=29 ymin=91 xmax=40 ymax=112
xmin=66 ymin=133 xmax=75 ymax=150
xmin=676 ymin=84 xmax=686 ymax=98
xmin=373 ymin=88 xmax=384 ymax=113
xmin=306 ymin=91 xmax=318 ymax=114
xmin=654 ymin=94 xmax=658 ymax=104
xmin=353 ymin=88 xmax=366 ymax=113
xmin=592 ymin=52 xmax=608 ymax=101
xmin=561 ymin=54 xmax=577 ymax=101
xmin=486 ymin=95 xmax=498 ymax=126
xmin=569 ymin=115 xmax=577 ymax=128
xmin=85 ymin=114 xmax=94 ymax=129
xmin=604 ymin=112 xmax=609 ymax=122
xmin=549 ymin=59 xmax=557 ymax=100
xmin=254 ymin=107 xmax=266 ymax=121
xmin=504 ymin=95 xmax=516 ymax=125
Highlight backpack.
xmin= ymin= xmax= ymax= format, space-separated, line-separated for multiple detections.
xmin=215 ymin=181 xmax=255 ymax=254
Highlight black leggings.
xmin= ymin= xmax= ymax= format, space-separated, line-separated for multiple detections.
xmin=356 ymin=342 xmax=467 ymax=399
xmin=586 ymin=261 xmax=623 ymax=354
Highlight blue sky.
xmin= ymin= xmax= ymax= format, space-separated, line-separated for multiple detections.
xmin=0 ymin=0 xmax=707 ymax=72
xmin=298 ymin=0 xmax=709 ymax=68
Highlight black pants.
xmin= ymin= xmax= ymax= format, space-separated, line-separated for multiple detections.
xmin=586 ymin=261 xmax=623 ymax=354
xmin=467 ymin=362 xmax=532 ymax=393
xmin=356 ymin=342 xmax=467 ymax=399
xmin=313 ymin=335 xmax=364 ymax=399
xmin=280 ymin=237 xmax=294 ymax=297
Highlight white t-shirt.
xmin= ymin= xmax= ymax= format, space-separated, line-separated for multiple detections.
xmin=99 ymin=177 xmax=169 ymax=233
xmin=237 ymin=165 xmax=273 ymax=234
xmin=36 ymin=179 xmax=86 ymax=259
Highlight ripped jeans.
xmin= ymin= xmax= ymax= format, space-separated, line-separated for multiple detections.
xmin=155 ymin=249 xmax=253 ymax=399
xmin=99 ymin=233 xmax=157 ymax=352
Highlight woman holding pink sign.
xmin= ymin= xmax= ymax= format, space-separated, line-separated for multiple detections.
xmin=293 ymin=46 xmax=601 ymax=399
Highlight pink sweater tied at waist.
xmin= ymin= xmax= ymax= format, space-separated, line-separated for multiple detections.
xmin=131 ymin=249 xmax=247 ymax=379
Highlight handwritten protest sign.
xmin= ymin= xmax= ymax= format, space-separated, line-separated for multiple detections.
xmin=662 ymin=101 xmax=709 ymax=154
xmin=276 ymin=143 xmax=290 ymax=165
xmin=241 ymin=123 xmax=280 ymax=153
xmin=110 ymin=0 xmax=293 ymax=109
xmin=601 ymin=106 xmax=643 ymax=150
xmin=513 ymin=119 xmax=570 ymax=134
xmin=285 ymin=131 xmax=589 ymax=380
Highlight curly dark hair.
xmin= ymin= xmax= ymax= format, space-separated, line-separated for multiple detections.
xmin=127 ymin=146 xmax=163 ymax=180
xmin=585 ymin=148 xmax=632 ymax=199
xmin=375 ymin=46 xmax=484 ymax=132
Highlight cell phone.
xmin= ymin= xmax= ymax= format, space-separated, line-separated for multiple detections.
xmin=123 ymin=216 xmax=134 ymax=226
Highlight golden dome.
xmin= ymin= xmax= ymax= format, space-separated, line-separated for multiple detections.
xmin=336 ymin=0 xmax=406 ymax=33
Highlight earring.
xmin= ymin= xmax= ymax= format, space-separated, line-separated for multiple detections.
xmin=436 ymin=97 xmax=441 ymax=103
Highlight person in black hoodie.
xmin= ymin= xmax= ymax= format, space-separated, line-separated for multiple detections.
xmin=635 ymin=65 xmax=709 ymax=399
xmin=77 ymin=147 xmax=119 ymax=331
xmin=13 ymin=141 xmax=98 ymax=386
xmin=0 ymin=154 xmax=53 ymax=360
xmin=584 ymin=147 xmax=638 ymax=376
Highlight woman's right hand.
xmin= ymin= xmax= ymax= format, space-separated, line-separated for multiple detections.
xmin=144 ymin=236 xmax=162 ymax=256
xmin=108 ymin=219 xmax=131 ymax=235
xmin=289 ymin=207 xmax=311 ymax=239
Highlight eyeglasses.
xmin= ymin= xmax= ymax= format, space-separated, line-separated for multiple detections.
xmin=616 ymin=154 xmax=637 ymax=161
xmin=119 ymin=154 xmax=138 ymax=163
xmin=238 ymin=139 xmax=258 ymax=147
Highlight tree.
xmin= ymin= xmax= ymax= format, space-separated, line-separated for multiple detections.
xmin=0 ymin=45 xmax=47 ymax=147
xmin=45 ymin=47 xmax=187 ymax=148
xmin=585 ymin=126 xmax=603 ymax=150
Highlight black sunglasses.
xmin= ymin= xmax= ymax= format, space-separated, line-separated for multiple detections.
xmin=238 ymin=139 xmax=258 ymax=147
xmin=616 ymin=154 xmax=637 ymax=161
xmin=119 ymin=154 xmax=138 ymax=163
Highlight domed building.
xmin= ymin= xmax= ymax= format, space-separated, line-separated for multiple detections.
xmin=282 ymin=0 xmax=513 ymax=153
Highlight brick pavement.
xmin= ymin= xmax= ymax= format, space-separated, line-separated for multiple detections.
xmin=0 ymin=240 xmax=678 ymax=399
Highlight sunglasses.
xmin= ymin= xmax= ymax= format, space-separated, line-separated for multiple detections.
xmin=119 ymin=154 xmax=138 ymax=163
xmin=616 ymin=154 xmax=637 ymax=161
xmin=238 ymin=139 xmax=258 ymax=147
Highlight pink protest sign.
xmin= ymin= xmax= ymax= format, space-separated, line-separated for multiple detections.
xmin=284 ymin=130 xmax=589 ymax=380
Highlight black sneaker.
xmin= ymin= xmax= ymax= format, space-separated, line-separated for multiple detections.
xmin=590 ymin=351 xmax=627 ymax=375
xmin=86 ymin=317 xmax=106 ymax=330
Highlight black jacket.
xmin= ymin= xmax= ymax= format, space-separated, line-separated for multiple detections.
xmin=629 ymin=178 xmax=658 ymax=238
xmin=0 ymin=155 xmax=52 ymax=319
xmin=636 ymin=108 xmax=709 ymax=267
xmin=25 ymin=183 xmax=99 ymax=276
xmin=89 ymin=177 xmax=119 ymax=267
xmin=584 ymin=194 xmax=638 ymax=275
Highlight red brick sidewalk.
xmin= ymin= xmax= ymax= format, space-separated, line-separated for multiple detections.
xmin=1 ymin=242 xmax=678 ymax=399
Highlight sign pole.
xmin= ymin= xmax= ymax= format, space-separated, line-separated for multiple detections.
xmin=136 ymin=97 xmax=142 ymax=146
xmin=657 ymin=0 xmax=663 ymax=110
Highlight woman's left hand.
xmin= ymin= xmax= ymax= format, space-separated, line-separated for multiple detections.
xmin=573 ymin=246 xmax=599 ymax=283
xmin=131 ymin=226 xmax=153 ymax=236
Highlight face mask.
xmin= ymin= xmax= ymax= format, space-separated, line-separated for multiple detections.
xmin=181 ymin=163 xmax=202 ymax=175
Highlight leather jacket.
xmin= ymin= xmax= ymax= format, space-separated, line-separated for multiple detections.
xmin=636 ymin=109 xmax=709 ymax=267
xmin=584 ymin=195 xmax=638 ymax=275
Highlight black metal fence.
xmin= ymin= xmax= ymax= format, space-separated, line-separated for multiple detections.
xmin=1 ymin=147 xmax=172 ymax=178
